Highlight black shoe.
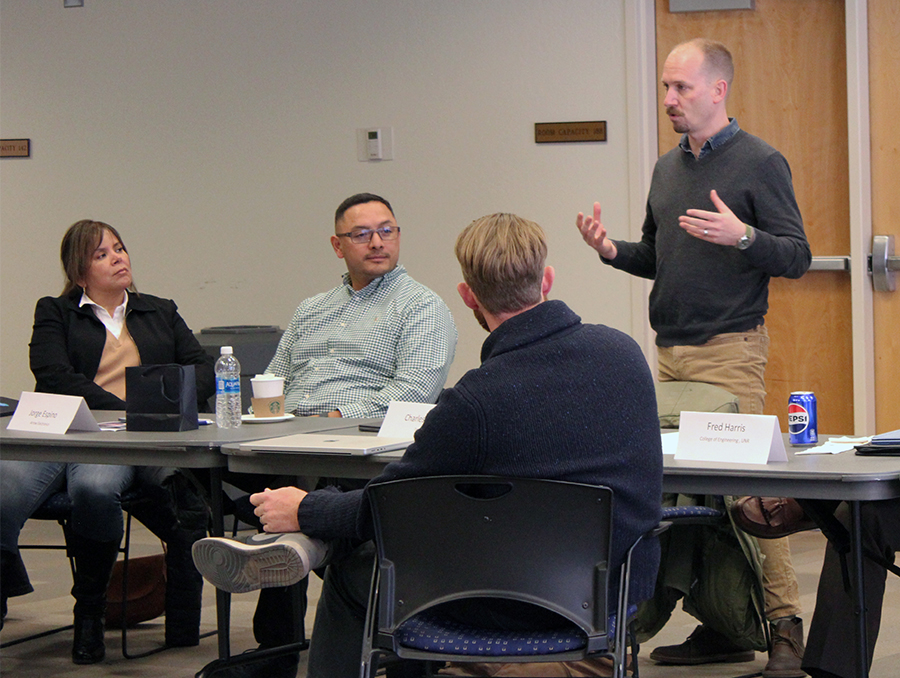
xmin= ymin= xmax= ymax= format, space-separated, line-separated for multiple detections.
xmin=195 ymin=644 xmax=301 ymax=678
xmin=72 ymin=613 xmax=106 ymax=664
xmin=650 ymin=624 xmax=756 ymax=665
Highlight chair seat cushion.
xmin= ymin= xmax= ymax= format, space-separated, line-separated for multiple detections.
xmin=661 ymin=505 xmax=724 ymax=521
xmin=31 ymin=492 xmax=73 ymax=520
xmin=396 ymin=612 xmax=587 ymax=656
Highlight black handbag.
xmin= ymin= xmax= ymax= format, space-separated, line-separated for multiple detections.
xmin=125 ymin=364 xmax=199 ymax=431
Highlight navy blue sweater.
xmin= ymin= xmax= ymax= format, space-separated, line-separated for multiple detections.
xmin=299 ymin=300 xmax=663 ymax=603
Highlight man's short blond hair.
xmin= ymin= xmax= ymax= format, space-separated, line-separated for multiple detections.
xmin=680 ymin=37 xmax=734 ymax=88
xmin=455 ymin=213 xmax=547 ymax=315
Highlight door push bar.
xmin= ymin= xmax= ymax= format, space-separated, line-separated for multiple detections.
xmin=807 ymin=235 xmax=898 ymax=293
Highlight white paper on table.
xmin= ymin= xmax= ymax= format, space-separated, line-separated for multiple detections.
xmin=661 ymin=431 xmax=679 ymax=455
xmin=794 ymin=436 xmax=871 ymax=455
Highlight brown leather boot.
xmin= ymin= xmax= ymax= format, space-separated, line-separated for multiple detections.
xmin=763 ymin=617 xmax=807 ymax=678
xmin=650 ymin=625 xmax=755 ymax=665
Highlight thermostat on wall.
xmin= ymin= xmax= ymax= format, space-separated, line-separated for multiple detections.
xmin=357 ymin=127 xmax=394 ymax=162
xmin=367 ymin=129 xmax=382 ymax=159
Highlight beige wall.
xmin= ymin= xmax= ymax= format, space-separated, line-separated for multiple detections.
xmin=0 ymin=0 xmax=642 ymax=398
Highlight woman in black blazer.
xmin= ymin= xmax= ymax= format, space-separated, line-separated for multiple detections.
xmin=0 ymin=220 xmax=214 ymax=664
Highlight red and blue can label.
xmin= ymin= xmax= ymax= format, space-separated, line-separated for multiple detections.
xmin=788 ymin=391 xmax=818 ymax=445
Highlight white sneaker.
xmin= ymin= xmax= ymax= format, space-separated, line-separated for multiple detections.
xmin=191 ymin=532 xmax=328 ymax=594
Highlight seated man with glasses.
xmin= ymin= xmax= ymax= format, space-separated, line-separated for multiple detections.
xmin=269 ymin=192 xmax=456 ymax=419
xmin=215 ymin=192 xmax=458 ymax=677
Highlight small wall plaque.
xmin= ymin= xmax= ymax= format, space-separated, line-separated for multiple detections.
xmin=1 ymin=139 xmax=31 ymax=158
xmin=670 ymin=0 xmax=754 ymax=11
xmin=535 ymin=122 xmax=606 ymax=144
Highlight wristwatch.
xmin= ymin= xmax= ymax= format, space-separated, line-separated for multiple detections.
xmin=736 ymin=224 xmax=754 ymax=250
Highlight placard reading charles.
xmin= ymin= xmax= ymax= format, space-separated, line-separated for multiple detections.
xmin=675 ymin=411 xmax=787 ymax=465
xmin=7 ymin=392 xmax=101 ymax=435
xmin=379 ymin=401 xmax=436 ymax=438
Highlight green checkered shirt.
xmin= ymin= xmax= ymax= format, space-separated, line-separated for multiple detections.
xmin=266 ymin=265 xmax=457 ymax=418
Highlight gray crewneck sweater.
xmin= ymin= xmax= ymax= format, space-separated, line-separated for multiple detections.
xmin=609 ymin=129 xmax=811 ymax=346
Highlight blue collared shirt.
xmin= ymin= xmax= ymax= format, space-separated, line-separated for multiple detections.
xmin=679 ymin=118 xmax=740 ymax=160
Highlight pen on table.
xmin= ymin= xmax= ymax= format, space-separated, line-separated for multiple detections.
xmin=117 ymin=417 xmax=214 ymax=426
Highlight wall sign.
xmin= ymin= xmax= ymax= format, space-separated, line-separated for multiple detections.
xmin=1 ymin=139 xmax=31 ymax=158
xmin=535 ymin=122 xmax=606 ymax=144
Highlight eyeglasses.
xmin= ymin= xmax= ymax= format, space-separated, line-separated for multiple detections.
xmin=335 ymin=225 xmax=400 ymax=245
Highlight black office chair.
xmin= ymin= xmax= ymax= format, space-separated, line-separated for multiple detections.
xmin=361 ymin=475 xmax=666 ymax=678
xmin=1 ymin=492 xmax=79 ymax=645
xmin=1 ymin=487 xmax=204 ymax=659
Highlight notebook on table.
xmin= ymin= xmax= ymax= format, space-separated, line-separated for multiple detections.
xmin=872 ymin=429 xmax=900 ymax=445
xmin=855 ymin=429 xmax=900 ymax=456
xmin=239 ymin=433 xmax=413 ymax=456
xmin=0 ymin=397 xmax=18 ymax=417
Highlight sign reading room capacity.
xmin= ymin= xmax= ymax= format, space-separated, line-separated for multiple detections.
xmin=534 ymin=121 xmax=607 ymax=143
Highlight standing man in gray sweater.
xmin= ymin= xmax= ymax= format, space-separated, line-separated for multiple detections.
xmin=576 ymin=38 xmax=811 ymax=678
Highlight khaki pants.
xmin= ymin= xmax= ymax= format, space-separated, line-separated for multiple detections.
xmin=657 ymin=326 xmax=802 ymax=620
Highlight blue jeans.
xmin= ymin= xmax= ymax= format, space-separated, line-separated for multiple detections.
xmin=0 ymin=460 xmax=168 ymax=597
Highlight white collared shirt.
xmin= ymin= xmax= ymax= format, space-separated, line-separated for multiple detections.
xmin=80 ymin=290 xmax=129 ymax=339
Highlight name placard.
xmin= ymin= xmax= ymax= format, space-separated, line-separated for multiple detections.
xmin=675 ymin=411 xmax=787 ymax=465
xmin=379 ymin=401 xmax=436 ymax=439
xmin=7 ymin=392 xmax=101 ymax=435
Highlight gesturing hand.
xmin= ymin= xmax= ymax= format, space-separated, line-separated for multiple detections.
xmin=678 ymin=190 xmax=747 ymax=246
xmin=576 ymin=202 xmax=618 ymax=260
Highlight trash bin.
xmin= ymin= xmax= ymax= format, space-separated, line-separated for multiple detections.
xmin=195 ymin=325 xmax=284 ymax=414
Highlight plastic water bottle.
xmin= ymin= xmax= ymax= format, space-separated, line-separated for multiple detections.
xmin=215 ymin=346 xmax=242 ymax=428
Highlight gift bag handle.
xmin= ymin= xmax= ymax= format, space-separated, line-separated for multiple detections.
xmin=158 ymin=368 xmax=183 ymax=405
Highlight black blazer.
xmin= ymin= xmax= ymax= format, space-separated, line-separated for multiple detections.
xmin=29 ymin=289 xmax=215 ymax=411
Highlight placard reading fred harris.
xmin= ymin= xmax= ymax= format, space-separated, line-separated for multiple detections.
xmin=675 ymin=411 xmax=787 ymax=465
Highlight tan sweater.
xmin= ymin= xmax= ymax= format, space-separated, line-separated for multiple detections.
xmin=93 ymin=325 xmax=141 ymax=401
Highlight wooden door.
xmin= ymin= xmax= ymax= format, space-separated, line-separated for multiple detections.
xmin=870 ymin=0 xmax=900 ymax=431
xmin=655 ymin=0 xmax=855 ymax=432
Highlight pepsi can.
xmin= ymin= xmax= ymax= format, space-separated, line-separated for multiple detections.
xmin=788 ymin=392 xmax=818 ymax=445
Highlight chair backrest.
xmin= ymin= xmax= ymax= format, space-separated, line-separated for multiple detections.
xmin=655 ymin=381 xmax=739 ymax=428
xmin=367 ymin=475 xmax=614 ymax=644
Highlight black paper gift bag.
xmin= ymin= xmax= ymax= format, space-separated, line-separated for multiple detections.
xmin=125 ymin=364 xmax=199 ymax=431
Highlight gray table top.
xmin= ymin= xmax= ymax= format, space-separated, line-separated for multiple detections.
xmin=223 ymin=432 xmax=900 ymax=502
xmin=662 ymin=439 xmax=900 ymax=501
xmin=0 ymin=412 xmax=380 ymax=468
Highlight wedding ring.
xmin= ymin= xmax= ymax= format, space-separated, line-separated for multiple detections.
xmin=703 ymin=229 xmax=708 ymax=236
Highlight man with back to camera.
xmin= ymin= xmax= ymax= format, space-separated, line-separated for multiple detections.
xmin=193 ymin=212 xmax=665 ymax=678
xmin=216 ymin=192 xmax=458 ymax=677
xmin=576 ymin=38 xmax=812 ymax=677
